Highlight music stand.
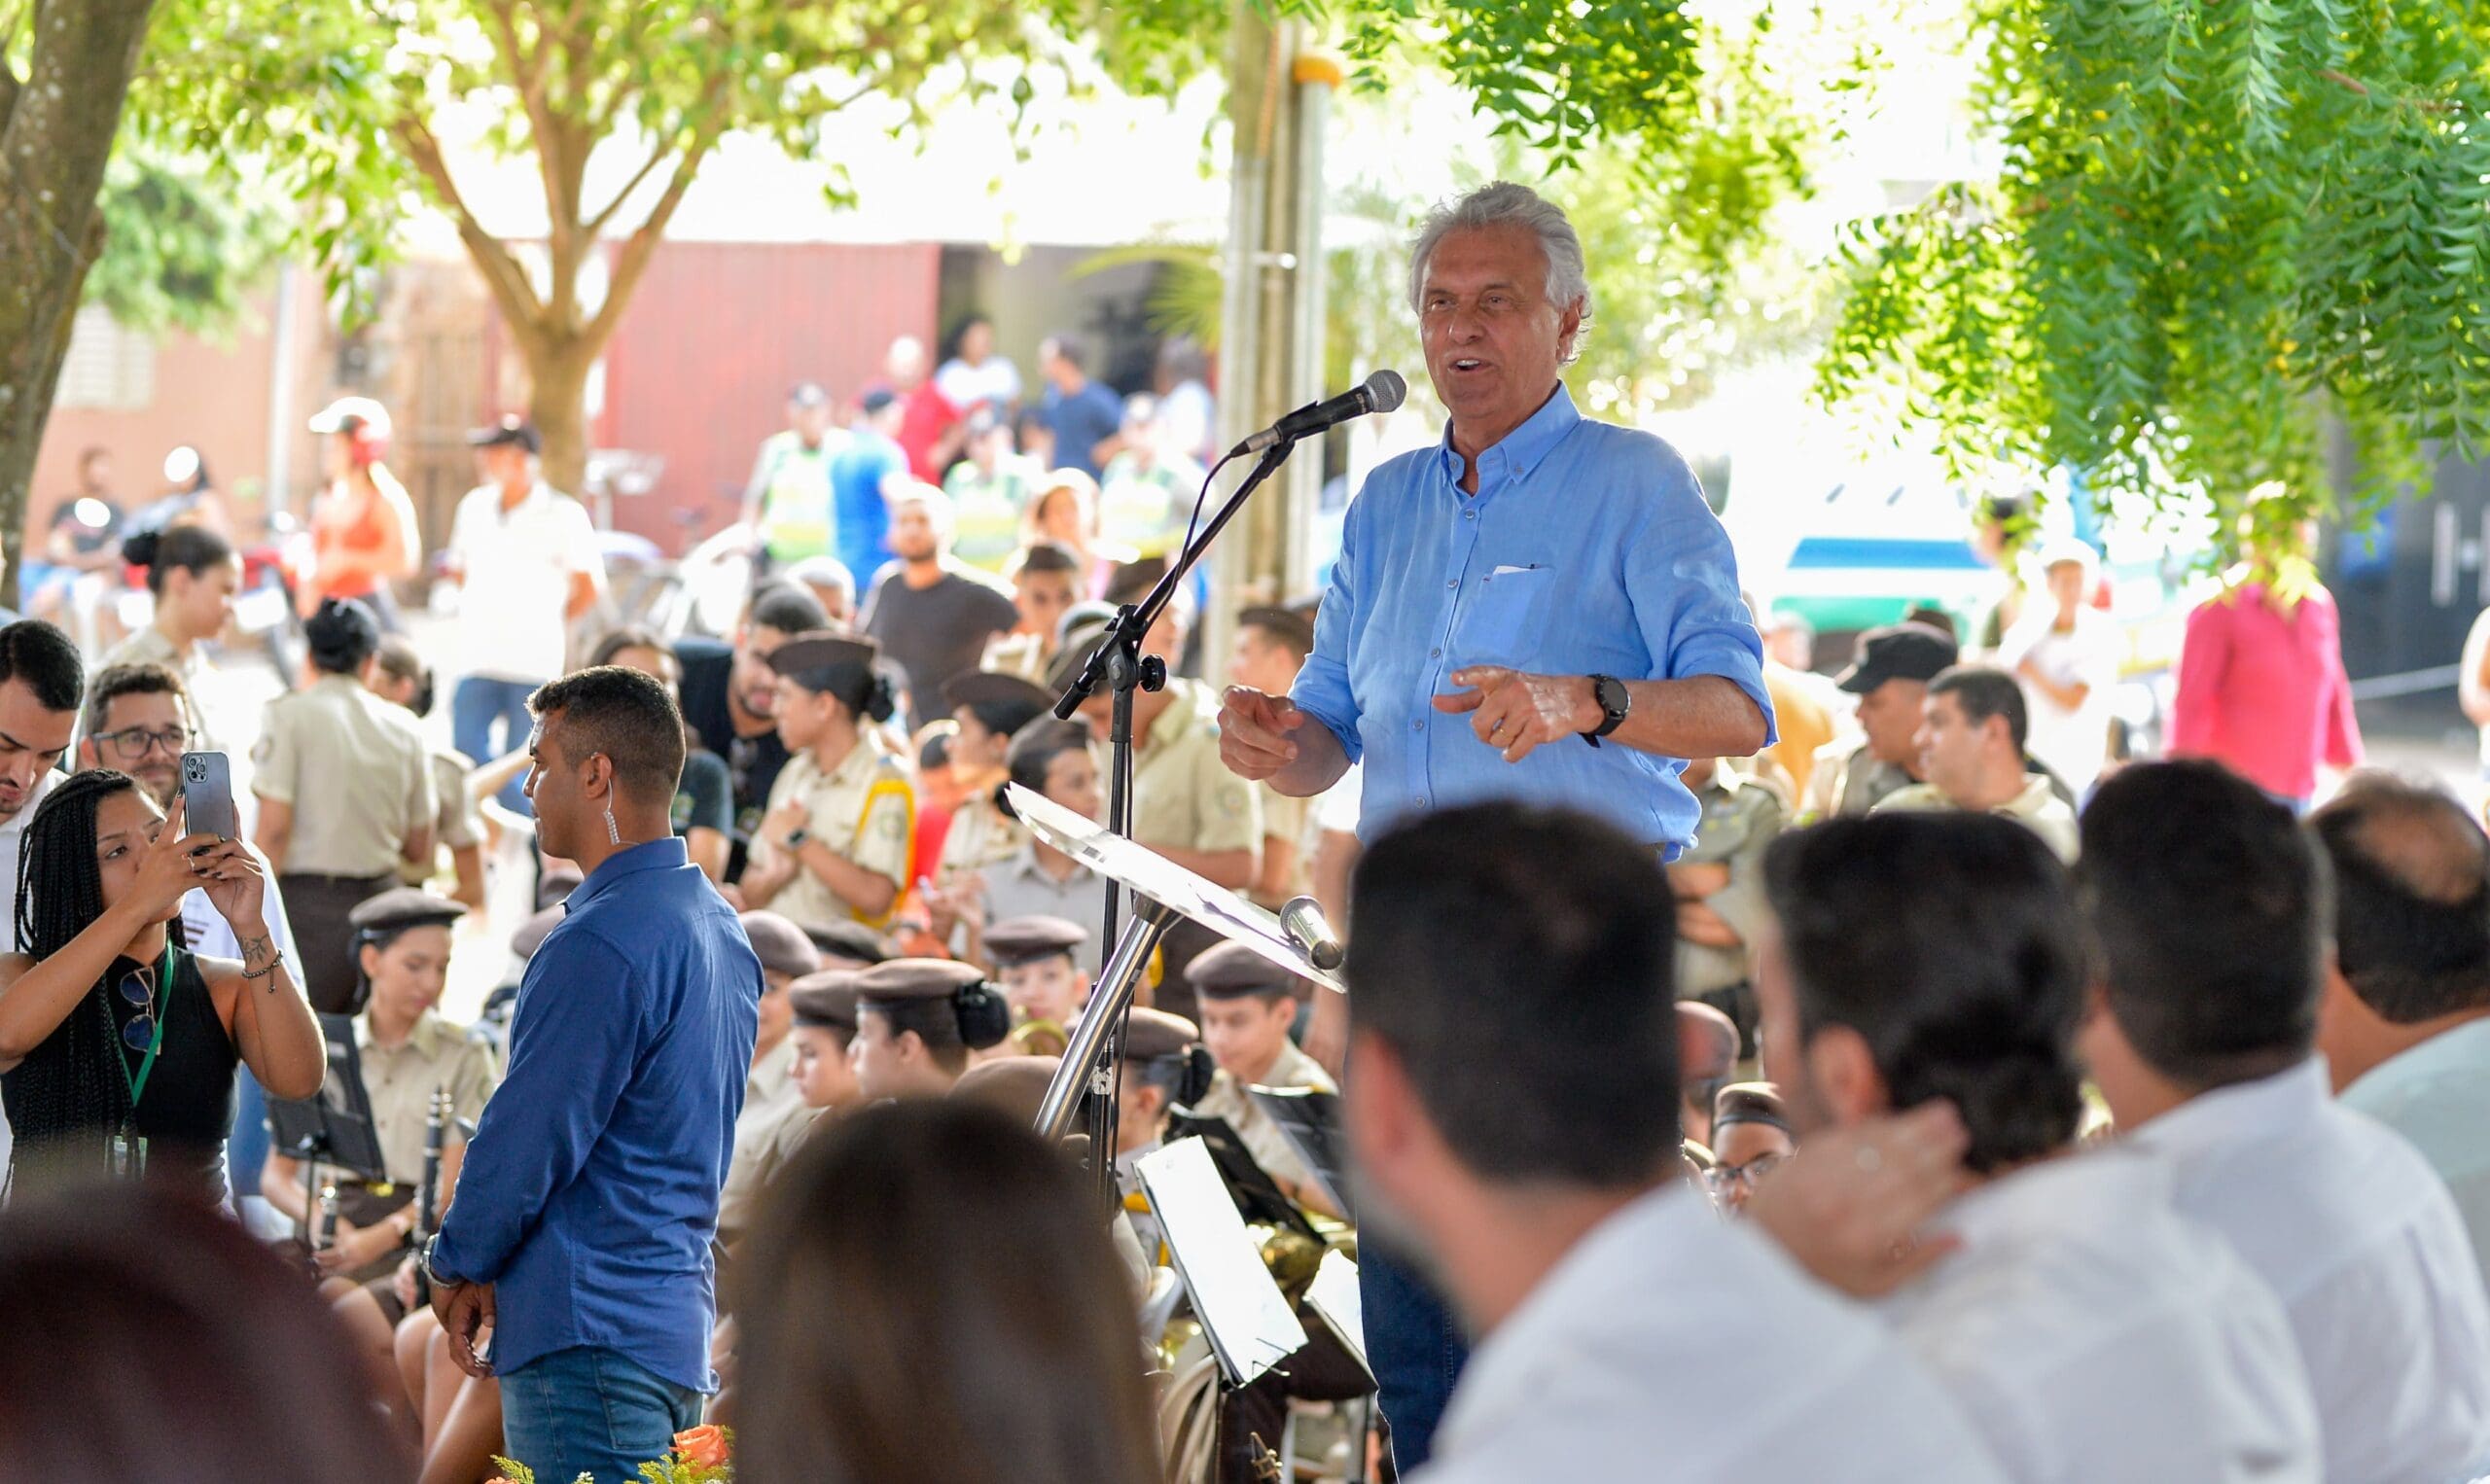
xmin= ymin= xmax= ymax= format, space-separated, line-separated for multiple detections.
xmin=266 ymin=1014 xmax=389 ymax=1234
xmin=1249 ymin=1085 xmax=1354 ymax=1220
xmin=1017 ymin=784 xmax=1345 ymax=1154
xmin=1164 ymin=1111 xmax=1323 ymax=1243
xmin=1135 ymin=1135 xmax=1309 ymax=1390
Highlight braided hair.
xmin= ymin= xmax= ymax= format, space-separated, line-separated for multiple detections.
xmin=6 ymin=771 xmax=161 ymax=1183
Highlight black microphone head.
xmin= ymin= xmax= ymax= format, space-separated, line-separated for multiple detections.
xmin=1364 ymin=369 xmax=1408 ymax=414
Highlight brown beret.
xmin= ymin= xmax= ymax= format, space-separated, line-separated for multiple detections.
xmin=801 ymin=918 xmax=893 ymax=967
xmin=943 ymin=671 xmax=1054 ymax=737
xmin=1185 ymin=940 xmax=1304 ymax=1001
xmin=853 ymin=957 xmax=991 ymax=1008
xmin=983 ymin=915 xmax=1089 ymax=971
xmin=768 ymin=631 xmax=881 ymax=694
xmin=789 ymin=970 xmax=862 ymax=1031
xmin=1120 ymin=1007 xmax=1201 ymax=1062
xmin=950 ymin=1054 xmax=1061 ymax=1125
xmin=739 ymin=910 xmax=823 ymax=980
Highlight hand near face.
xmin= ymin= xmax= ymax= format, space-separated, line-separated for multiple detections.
xmin=1743 ymin=1100 xmax=1974 ymax=1298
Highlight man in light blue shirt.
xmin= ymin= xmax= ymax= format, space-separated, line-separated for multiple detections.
xmin=1220 ymin=181 xmax=1772 ymax=1470
xmin=427 ymin=667 xmax=760 ymax=1484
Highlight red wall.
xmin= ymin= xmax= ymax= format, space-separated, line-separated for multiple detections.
xmin=594 ymin=241 xmax=943 ymax=548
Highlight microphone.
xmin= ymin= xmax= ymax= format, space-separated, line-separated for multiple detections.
xmin=1230 ymin=370 xmax=1407 ymax=457
xmin=1279 ymin=895 xmax=1346 ymax=972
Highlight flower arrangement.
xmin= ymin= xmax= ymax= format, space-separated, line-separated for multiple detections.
xmin=494 ymin=1426 xmax=732 ymax=1484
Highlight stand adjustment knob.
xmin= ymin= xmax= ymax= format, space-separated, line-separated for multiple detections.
xmin=1139 ymin=655 xmax=1168 ymax=692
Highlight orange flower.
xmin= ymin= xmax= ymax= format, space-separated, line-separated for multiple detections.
xmin=674 ymin=1425 xmax=729 ymax=1469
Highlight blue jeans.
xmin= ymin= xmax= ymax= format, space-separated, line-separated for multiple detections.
xmin=228 ymin=1065 xmax=270 ymax=1203
xmin=500 ymin=1346 xmax=702 ymax=1484
xmin=1360 ymin=1243 xmax=1469 ymax=1472
xmin=453 ymin=675 xmax=539 ymax=815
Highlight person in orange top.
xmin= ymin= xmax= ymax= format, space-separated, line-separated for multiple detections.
xmin=302 ymin=398 xmax=422 ymax=630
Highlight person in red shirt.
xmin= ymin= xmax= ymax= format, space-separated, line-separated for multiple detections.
xmin=882 ymin=336 xmax=966 ymax=483
xmin=2168 ymin=520 xmax=2363 ymax=810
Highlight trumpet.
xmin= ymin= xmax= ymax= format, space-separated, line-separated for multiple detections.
xmin=1006 ymin=1014 xmax=1070 ymax=1059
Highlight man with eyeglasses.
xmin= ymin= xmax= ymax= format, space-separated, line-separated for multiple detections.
xmin=1702 ymin=1082 xmax=1792 ymax=1216
xmin=81 ymin=661 xmax=304 ymax=1216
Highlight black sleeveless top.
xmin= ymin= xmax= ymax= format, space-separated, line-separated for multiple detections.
xmin=1 ymin=948 xmax=238 ymax=1200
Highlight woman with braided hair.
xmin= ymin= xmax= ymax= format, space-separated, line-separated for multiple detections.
xmin=0 ymin=770 xmax=325 ymax=1199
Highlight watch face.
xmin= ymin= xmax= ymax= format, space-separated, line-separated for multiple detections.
xmin=1596 ymin=676 xmax=1630 ymax=718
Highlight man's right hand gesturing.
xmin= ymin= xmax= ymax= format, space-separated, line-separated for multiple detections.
xmin=1220 ymin=687 xmax=1307 ymax=782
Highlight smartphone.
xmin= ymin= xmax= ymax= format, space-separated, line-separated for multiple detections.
xmin=179 ymin=752 xmax=238 ymax=841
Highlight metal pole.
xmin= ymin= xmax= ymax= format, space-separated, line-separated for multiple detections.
xmin=1040 ymin=900 xmax=1178 ymax=1145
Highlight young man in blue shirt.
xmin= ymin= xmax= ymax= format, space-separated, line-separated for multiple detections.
xmin=426 ymin=666 xmax=761 ymax=1483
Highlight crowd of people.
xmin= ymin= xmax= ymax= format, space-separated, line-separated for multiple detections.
xmin=0 ymin=176 xmax=2484 ymax=1484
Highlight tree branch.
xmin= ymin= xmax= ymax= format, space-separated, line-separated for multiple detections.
xmin=581 ymin=139 xmax=672 ymax=238
xmin=2317 ymin=67 xmax=2460 ymax=116
xmin=392 ymin=114 xmax=546 ymax=330
xmin=579 ymin=125 xmax=719 ymax=355
xmin=480 ymin=0 xmax=579 ymax=235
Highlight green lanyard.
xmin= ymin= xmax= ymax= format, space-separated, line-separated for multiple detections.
xmin=118 ymin=944 xmax=176 ymax=1111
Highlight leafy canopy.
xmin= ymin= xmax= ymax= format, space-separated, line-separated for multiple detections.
xmin=1815 ymin=0 xmax=2490 ymax=561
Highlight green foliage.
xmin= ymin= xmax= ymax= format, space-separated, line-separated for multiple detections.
xmin=82 ymin=149 xmax=284 ymax=336
xmin=1816 ymin=0 xmax=2490 ymax=564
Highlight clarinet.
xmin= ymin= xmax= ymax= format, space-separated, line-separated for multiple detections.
xmin=411 ymin=1086 xmax=448 ymax=1308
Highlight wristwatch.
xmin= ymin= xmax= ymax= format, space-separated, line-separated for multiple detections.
xmin=420 ymin=1234 xmax=463 ymax=1290
xmin=783 ymin=827 xmax=810 ymax=849
xmin=1585 ymin=674 xmax=1631 ymax=744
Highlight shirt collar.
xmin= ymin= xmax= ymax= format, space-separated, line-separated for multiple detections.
xmin=1433 ymin=382 xmax=1582 ymax=492
xmin=2126 ymin=1056 xmax=2330 ymax=1165
xmin=569 ymin=836 xmax=691 ymax=910
xmin=355 ymin=1007 xmax=452 ymax=1058
xmin=1928 ymin=1143 xmax=2171 ymax=1254
xmin=2345 ymin=1015 xmax=2490 ymax=1103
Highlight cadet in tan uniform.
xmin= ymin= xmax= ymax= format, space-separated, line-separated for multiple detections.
xmin=1183 ymin=943 xmax=1338 ymax=1216
xmin=742 ymin=633 xmax=916 ymax=934
xmin=263 ymin=889 xmax=496 ymax=1320
xmin=1670 ymin=756 xmax=1787 ymax=1049
xmin=717 ymin=911 xmax=821 ymax=1251
xmin=367 ymin=634 xmax=487 ymax=909
xmin=252 ymin=598 xmax=437 ymax=1013
xmin=934 ymin=671 xmax=1054 ymax=878
xmin=981 ymin=915 xmax=1093 ymax=1044
xmin=1228 ymin=603 xmax=1319 ymax=910
xmin=847 ymin=959 xmax=1012 ymax=1101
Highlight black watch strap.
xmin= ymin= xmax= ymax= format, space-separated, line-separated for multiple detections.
xmin=1588 ymin=674 xmax=1630 ymax=742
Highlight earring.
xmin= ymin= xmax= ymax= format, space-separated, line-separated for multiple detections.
xmin=604 ymin=805 xmax=622 ymax=846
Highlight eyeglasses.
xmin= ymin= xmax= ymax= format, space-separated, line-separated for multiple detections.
xmin=118 ymin=967 xmax=160 ymax=1052
xmin=91 ymin=726 xmax=188 ymax=761
xmin=1701 ymin=1151 xmax=1786 ymax=1196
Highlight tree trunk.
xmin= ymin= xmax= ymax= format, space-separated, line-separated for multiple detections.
xmin=527 ymin=336 xmax=597 ymax=506
xmin=0 ymin=0 xmax=158 ymax=609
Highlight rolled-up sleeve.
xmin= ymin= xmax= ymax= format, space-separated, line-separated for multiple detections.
xmin=1629 ymin=475 xmax=1776 ymax=749
xmin=1291 ymin=506 xmax=1365 ymax=763
xmin=431 ymin=933 xmax=641 ymax=1284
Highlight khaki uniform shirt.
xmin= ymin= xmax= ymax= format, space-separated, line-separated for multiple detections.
xmin=978 ymin=630 xmax=1050 ymax=686
xmin=717 ymin=1037 xmax=808 ymax=1250
xmin=750 ymin=739 xmax=915 ymax=930
xmin=938 ymin=790 xmax=1027 ymax=877
xmin=252 ymin=675 xmax=436 ymax=877
xmin=1192 ymin=1039 xmax=1335 ymax=1198
xmin=401 ymin=749 xmax=484 ymax=887
xmin=1252 ymin=784 xmax=1313 ymax=909
xmin=1798 ymin=736 xmax=1913 ymax=823
xmin=1134 ymin=678 xmax=1263 ymax=859
xmin=352 ymin=1008 xmax=501 ymax=1187
xmin=1675 ymin=765 xmax=1785 ymax=1000
xmin=1872 ymin=775 xmax=2081 ymax=863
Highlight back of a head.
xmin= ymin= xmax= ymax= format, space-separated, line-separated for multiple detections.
xmin=2311 ymin=775 xmax=2490 ymax=1024
xmin=1765 ymin=813 xmax=2087 ymax=1171
xmin=749 ymin=582 xmax=830 ymax=640
xmin=1930 ymin=664 xmax=2028 ymax=754
xmin=0 ymin=618 xmax=83 ymax=714
xmin=2078 ymin=760 xmax=2325 ymax=1088
xmin=0 ymin=1182 xmax=409 ymax=1482
xmin=527 ymin=665 xmax=688 ymax=803
xmin=1347 ymin=802 xmax=1680 ymax=1186
xmin=303 ymin=598 xmax=380 ymax=675
xmin=732 ymin=1101 xmax=1157 ymax=1484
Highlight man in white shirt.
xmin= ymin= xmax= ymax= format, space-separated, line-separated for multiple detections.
xmin=2311 ymin=774 xmax=2490 ymax=1290
xmin=1757 ymin=811 xmax=2319 ymax=1482
xmin=445 ymin=417 xmax=604 ymax=814
xmin=1339 ymin=802 xmax=2008 ymax=1484
xmin=1999 ymin=537 xmax=2117 ymax=797
xmin=1871 ymin=666 xmax=2078 ymax=862
xmin=2079 ymin=760 xmax=2490 ymax=1484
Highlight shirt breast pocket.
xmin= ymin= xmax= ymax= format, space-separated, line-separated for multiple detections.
xmin=1454 ymin=565 xmax=1555 ymax=667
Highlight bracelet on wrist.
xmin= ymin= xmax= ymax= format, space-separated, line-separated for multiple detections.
xmin=240 ymin=952 xmax=285 ymax=981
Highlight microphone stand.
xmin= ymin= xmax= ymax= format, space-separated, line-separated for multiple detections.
xmin=1050 ymin=437 xmax=1299 ymax=1202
